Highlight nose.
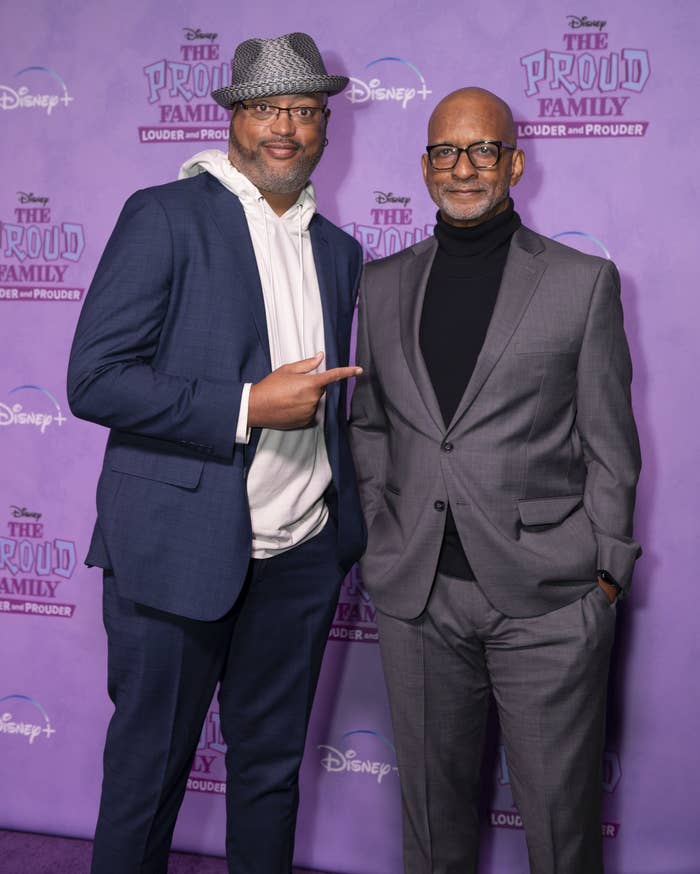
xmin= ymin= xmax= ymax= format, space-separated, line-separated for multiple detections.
xmin=452 ymin=150 xmax=477 ymax=179
xmin=269 ymin=108 xmax=295 ymax=135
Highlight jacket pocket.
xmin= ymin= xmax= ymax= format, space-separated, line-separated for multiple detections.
xmin=110 ymin=442 xmax=204 ymax=489
xmin=517 ymin=494 xmax=583 ymax=527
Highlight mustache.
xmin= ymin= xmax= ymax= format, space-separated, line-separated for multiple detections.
xmin=260 ymin=137 xmax=301 ymax=150
xmin=441 ymin=185 xmax=486 ymax=193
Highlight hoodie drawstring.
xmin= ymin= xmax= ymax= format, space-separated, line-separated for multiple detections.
xmin=260 ymin=197 xmax=283 ymax=366
xmin=298 ymin=203 xmax=305 ymax=358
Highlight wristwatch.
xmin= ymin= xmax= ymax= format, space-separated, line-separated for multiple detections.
xmin=597 ymin=569 xmax=623 ymax=599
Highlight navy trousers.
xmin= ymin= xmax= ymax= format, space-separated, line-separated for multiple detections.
xmin=91 ymin=520 xmax=342 ymax=874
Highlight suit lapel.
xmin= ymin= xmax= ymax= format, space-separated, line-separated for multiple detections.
xmin=203 ymin=173 xmax=271 ymax=368
xmin=399 ymin=238 xmax=445 ymax=433
xmin=204 ymin=175 xmax=341 ymax=378
xmin=310 ymin=217 xmax=339 ymax=371
xmin=446 ymin=227 xmax=547 ymax=433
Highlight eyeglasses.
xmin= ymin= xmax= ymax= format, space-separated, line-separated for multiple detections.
xmin=426 ymin=141 xmax=517 ymax=170
xmin=236 ymin=101 xmax=329 ymax=125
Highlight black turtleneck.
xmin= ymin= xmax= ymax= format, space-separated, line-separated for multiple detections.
xmin=419 ymin=199 xmax=521 ymax=580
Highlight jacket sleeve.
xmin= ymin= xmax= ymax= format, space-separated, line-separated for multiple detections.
xmin=67 ymin=189 xmax=242 ymax=460
xmin=349 ymin=271 xmax=390 ymax=528
xmin=576 ymin=259 xmax=642 ymax=593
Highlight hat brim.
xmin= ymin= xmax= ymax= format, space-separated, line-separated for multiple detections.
xmin=211 ymin=75 xmax=349 ymax=109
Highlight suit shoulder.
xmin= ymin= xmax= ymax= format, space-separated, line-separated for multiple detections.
xmin=520 ymin=225 xmax=611 ymax=273
xmin=125 ymin=172 xmax=210 ymax=209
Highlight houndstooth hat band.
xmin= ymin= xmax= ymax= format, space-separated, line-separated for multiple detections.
xmin=211 ymin=32 xmax=349 ymax=109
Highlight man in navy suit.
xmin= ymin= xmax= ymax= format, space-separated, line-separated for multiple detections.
xmin=68 ymin=32 xmax=365 ymax=874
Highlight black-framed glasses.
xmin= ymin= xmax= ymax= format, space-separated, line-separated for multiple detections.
xmin=426 ymin=141 xmax=517 ymax=170
xmin=236 ymin=101 xmax=329 ymax=125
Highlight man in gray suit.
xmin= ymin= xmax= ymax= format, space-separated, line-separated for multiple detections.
xmin=349 ymin=87 xmax=641 ymax=874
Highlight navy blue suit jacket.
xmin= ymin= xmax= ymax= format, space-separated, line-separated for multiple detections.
xmin=68 ymin=171 xmax=366 ymax=620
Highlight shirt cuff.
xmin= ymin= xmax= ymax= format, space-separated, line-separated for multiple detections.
xmin=235 ymin=383 xmax=252 ymax=445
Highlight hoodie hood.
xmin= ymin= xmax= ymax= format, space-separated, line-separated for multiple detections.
xmin=178 ymin=148 xmax=317 ymax=229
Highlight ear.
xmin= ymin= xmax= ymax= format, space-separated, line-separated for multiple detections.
xmin=510 ymin=148 xmax=525 ymax=188
xmin=421 ymin=151 xmax=429 ymax=184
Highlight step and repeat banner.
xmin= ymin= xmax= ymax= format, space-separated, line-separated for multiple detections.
xmin=1 ymin=1 xmax=698 ymax=872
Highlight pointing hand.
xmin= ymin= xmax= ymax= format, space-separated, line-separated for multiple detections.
xmin=248 ymin=352 xmax=362 ymax=429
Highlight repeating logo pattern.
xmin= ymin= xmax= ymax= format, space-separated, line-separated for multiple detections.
xmin=0 ymin=505 xmax=78 ymax=619
xmin=186 ymin=707 xmax=227 ymax=795
xmin=329 ymin=565 xmax=379 ymax=643
xmin=140 ymin=26 xmax=230 ymax=144
xmin=0 ymin=385 xmax=67 ymax=434
xmin=518 ymin=15 xmax=651 ymax=138
xmin=0 ymin=192 xmax=86 ymax=302
xmin=346 ymin=57 xmax=432 ymax=109
xmin=342 ymin=189 xmax=433 ymax=263
xmin=0 ymin=694 xmax=56 ymax=745
xmin=0 ymin=67 xmax=73 ymax=116
xmin=318 ymin=729 xmax=399 ymax=785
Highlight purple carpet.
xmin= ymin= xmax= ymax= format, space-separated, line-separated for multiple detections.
xmin=0 ymin=830 xmax=330 ymax=873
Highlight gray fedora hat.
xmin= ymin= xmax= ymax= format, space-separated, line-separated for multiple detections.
xmin=211 ymin=32 xmax=349 ymax=109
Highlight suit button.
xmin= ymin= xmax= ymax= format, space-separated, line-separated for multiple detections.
xmin=434 ymin=500 xmax=446 ymax=512
xmin=442 ymin=442 xmax=453 ymax=453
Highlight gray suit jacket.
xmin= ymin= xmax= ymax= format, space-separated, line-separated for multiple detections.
xmin=349 ymin=226 xmax=641 ymax=619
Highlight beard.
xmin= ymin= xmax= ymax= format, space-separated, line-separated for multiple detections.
xmin=228 ymin=128 xmax=324 ymax=195
xmin=431 ymin=176 xmax=511 ymax=224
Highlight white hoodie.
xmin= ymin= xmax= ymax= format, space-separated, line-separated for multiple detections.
xmin=179 ymin=149 xmax=330 ymax=558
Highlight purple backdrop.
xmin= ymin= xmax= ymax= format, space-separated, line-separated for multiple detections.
xmin=2 ymin=1 xmax=699 ymax=872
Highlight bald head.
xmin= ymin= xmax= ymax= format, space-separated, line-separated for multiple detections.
xmin=421 ymin=86 xmax=524 ymax=227
xmin=428 ymin=87 xmax=517 ymax=146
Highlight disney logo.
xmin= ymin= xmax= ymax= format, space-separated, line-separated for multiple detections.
xmin=0 ymin=402 xmax=66 ymax=433
xmin=17 ymin=191 xmax=49 ymax=205
xmin=10 ymin=506 xmax=42 ymax=520
xmin=183 ymin=27 xmax=218 ymax=41
xmin=567 ymin=15 xmax=607 ymax=30
xmin=0 ymin=711 xmax=55 ymax=744
xmin=345 ymin=76 xmax=431 ymax=109
xmin=374 ymin=191 xmax=411 ymax=206
xmin=0 ymin=85 xmax=73 ymax=115
xmin=318 ymin=744 xmax=397 ymax=784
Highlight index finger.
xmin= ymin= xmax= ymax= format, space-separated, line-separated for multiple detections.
xmin=314 ymin=366 xmax=363 ymax=387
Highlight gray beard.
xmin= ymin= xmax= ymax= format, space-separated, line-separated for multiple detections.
xmin=434 ymin=180 xmax=511 ymax=224
xmin=228 ymin=131 xmax=323 ymax=195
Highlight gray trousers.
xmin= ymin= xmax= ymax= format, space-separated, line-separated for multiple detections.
xmin=376 ymin=573 xmax=617 ymax=874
